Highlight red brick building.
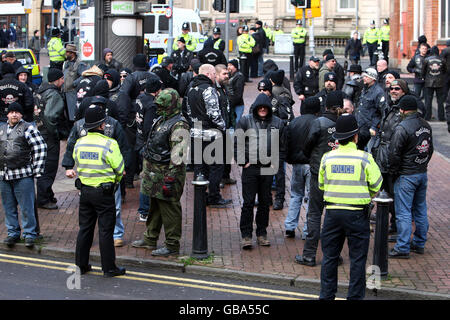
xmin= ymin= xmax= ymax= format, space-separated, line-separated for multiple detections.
xmin=389 ymin=0 xmax=449 ymax=69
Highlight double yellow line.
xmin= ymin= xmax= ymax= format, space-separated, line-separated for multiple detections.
xmin=0 ymin=253 xmax=328 ymax=300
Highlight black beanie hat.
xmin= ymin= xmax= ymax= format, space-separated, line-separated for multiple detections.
xmin=257 ymin=79 xmax=272 ymax=93
xmin=47 ymin=68 xmax=64 ymax=82
xmin=323 ymin=49 xmax=333 ymax=57
xmin=104 ymin=68 xmax=120 ymax=88
xmin=93 ymin=79 xmax=110 ymax=98
xmin=324 ymin=72 xmax=337 ymax=84
xmin=7 ymin=102 xmax=23 ymax=115
xmin=301 ymin=97 xmax=321 ymax=115
xmin=1 ymin=62 xmax=15 ymax=76
xmin=269 ymin=69 xmax=284 ymax=86
xmin=228 ymin=59 xmax=239 ymax=70
xmin=398 ymin=95 xmax=418 ymax=111
xmin=325 ymin=54 xmax=335 ymax=62
xmin=133 ymin=54 xmax=148 ymax=69
xmin=146 ymin=77 xmax=163 ymax=93
xmin=326 ymin=90 xmax=344 ymax=109
xmin=386 ymin=70 xmax=401 ymax=79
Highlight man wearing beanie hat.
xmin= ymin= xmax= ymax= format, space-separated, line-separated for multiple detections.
xmin=235 ymin=93 xmax=286 ymax=249
xmin=355 ymin=67 xmax=385 ymax=150
xmin=295 ymin=90 xmax=343 ymax=267
xmin=99 ymin=48 xmax=123 ymax=73
xmin=104 ymin=68 xmax=121 ymax=102
xmin=318 ymin=113 xmax=382 ymax=300
xmin=294 ymin=56 xmax=320 ymax=101
xmin=0 ymin=102 xmax=47 ymax=248
xmin=388 ymin=94 xmax=433 ymax=260
xmin=319 ymin=51 xmax=345 ymax=91
xmin=118 ymin=54 xmax=159 ymax=188
xmin=34 ymin=67 xmax=68 ymax=210
xmin=227 ymin=59 xmax=246 ymax=126
xmin=318 ymin=55 xmax=337 ymax=92
xmin=0 ymin=62 xmax=34 ymax=123
xmin=69 ymin=104 xmax=127 ymax=277
xmin=284 ymin=96 xmax=321 ymax=239
xmin=383 ymin=70 xmax=400 ymax=90
xmin=315 ymin=72 xmax=338 ymax=113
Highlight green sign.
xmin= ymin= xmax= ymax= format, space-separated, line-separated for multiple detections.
xmin=111 ymin=1 xmax=134 ymax=15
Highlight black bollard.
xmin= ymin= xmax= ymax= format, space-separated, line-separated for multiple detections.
xmin=372 ymin=190 xmax=393 ymax=280
xmin=191 ymin=173 xmax=210 ymax=260
xmin=289 ymin=55 xmax=295 ymax=81
xmin=239 ymin=55 xmax=248 ymax=81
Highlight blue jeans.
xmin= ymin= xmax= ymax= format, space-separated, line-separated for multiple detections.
xmin=114 ymin=185 xmax=124 ymax=240
xmin=234 ymin=105 xmax=245 ymax=125
xmin=394 ymin=173 xmax=429 ymax=253
xmin=0 ymin=177 xmax=37 ymax=239
xmin=137 ymin=192 xmax=150 ymax=215
xmin=285 ymin=164 xmax=310 ymax=234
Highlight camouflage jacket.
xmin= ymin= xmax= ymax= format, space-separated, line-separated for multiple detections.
xmin=141 ymin=88 xmax=189 ymax=202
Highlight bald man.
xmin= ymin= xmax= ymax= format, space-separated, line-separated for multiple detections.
xmin=185 ymin=64 xmax=232 ymax=207
xmin=376 ymin=59 xmax=389 ymax=87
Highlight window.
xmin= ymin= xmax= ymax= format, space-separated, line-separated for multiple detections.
xmin=143 ymin=16 xmax=155 ymax=34
xmin=441 ymin=0 xmax=449 ymax=38
xmin=287 ymin=0 xmax=295 ymax=13
xmin=338 ymin=0 xmax=356 ymax=10
xmin=159 ymin=16 xmax=169 ymax=33
xmin=240 ymin=0 xmax=256 ymax=13
xmin=191 ymin=23 xmax=198 ymax=33
xmin=199 ymin=0 xmax=210 ymax=12
xmin=12 ymin=51 xmax=33 ymax=65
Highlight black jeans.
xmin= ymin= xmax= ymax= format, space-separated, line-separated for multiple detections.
xmin=36 ymin=137 xmax=59 ymax=206
xmin=381 ymin=173 xmax=396 ymax=230
xmin=414 ymin=82 xmax=425 ymax=100
xmin=75 ymin=185 xmax=117 ymax=272
xmin=250 ymin=53 xmax=260 ymax=78
xmin=302 ymin=173 xmax=324 ymax=258
xmin=274 ymin=160 xmax=286 ymax=202
xmin=192 ymin=138 xmax=224 ymax=204
xmin=125 ymin=125 xmax=139 ymax=185
xmin=239 ymin=52 xmax=252 ymax=81
xmin=424 ymin=86 xmax=446 ymax=121
xmin=294 ymin=43 xmax=306 ymax=72
xmin=240 ymin=165 xmax=272 ymax=238
xmin=320 ymin=209 xmax=370 ymax=300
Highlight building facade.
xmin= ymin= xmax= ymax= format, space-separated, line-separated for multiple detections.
xmin=389 ymin=0 xmax=450 ymax=70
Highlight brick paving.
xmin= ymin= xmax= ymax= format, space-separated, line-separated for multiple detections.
xmin=0 ymin=77 xmax=449 ymax=297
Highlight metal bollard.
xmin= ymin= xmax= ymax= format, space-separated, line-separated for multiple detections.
xmin=239 ymin=55 xmax=248 ymax=80
xmin=289 ymin=55 xmax=295 ymax=81
xmin=191 ymin=173 xmax=210 ymax=260
xmin=372 ymin=190 xmax=393 ymax=279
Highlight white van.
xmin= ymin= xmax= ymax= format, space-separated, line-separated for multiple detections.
xmin=142 ymin=4 xmax=207 ymax=55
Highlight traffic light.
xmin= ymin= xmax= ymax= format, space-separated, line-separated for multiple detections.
xmin=213 ymin=0 xmax=224 ymax=12
xmin=290 ymin=0 xmax=307 ymax=8
xmin=229 ymin=0 xmax=239 ymax=13
xmin=52 ymin=0 xmax=61 ymax=10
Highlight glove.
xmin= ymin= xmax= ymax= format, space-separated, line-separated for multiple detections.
xmin=162 ymin=176 xmax=175 ymax=198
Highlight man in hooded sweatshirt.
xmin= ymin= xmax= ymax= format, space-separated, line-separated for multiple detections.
xmin=235 ymin=93 xmax=286 ymax=249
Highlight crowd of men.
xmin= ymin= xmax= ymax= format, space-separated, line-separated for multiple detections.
xmin=0 ymin=20 xmax=447 ymax=298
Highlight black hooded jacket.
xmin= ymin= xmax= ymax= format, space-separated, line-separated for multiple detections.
xmin=235 ymin=93 xmax=286 ymax=166
xmin=15 ymin=66 xmax=37 ymax=95
xmin=422 ymin=46 xmax=447 ymax=88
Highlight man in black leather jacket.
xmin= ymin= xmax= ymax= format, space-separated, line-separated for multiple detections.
xmin=387 ymin=95 xmax=433 ymax=259
xmin=407 ymin=43 xmax=428 ymax=99
xmin=234 ymin=93 xmax=286 ymax=250
xmin=295 ymin=90 xmax=343 ymax=267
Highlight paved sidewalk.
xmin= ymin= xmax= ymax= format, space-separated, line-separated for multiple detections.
xmin=0 ymin=78 xmax=449 ymax=299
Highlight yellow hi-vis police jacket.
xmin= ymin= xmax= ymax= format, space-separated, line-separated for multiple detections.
xmin=237 ymin=33 xmax=256 ymax=53
xmin=379 ymin=25 xmax=390 ymax=43
xmin=48 ymin=37 xmax=66 ymax=62
xmin=291 ymin=27 xmax=307 ymax=44
xmin=73 ymin=132 xmax=124 ymax=187
xmin=318 ymin=142 xmax=382 ymax=210
xmin=363 ymin=27 xmax=380 ymax=45
xmin=173 ymin=33 xmax=198 ymax=52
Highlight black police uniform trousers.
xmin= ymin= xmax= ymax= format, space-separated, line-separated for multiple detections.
xmin=320 ymin=208 xmax=370 ymax=300
xmin=240 ymin=165 xmax=272 ymax=238
xmin=367 ymin=42 xmax=378 ymax=66
xmin=192 ymin=137 xmax=224 ymax=204
xmin=294 ymin=43 xmax=306 ymax=72
xmin=381 ymin=40 xmax=389 ymax=63
xmin=50 ymin=61 xmax=64 ymax=70
xmin=36 ymin=136 xmax=59 ymax=206
xmin=302 ymin=173 xmax=324 ymax=258
xmin=239 ymin=52 xmax=252 ymax=82
xmin=75 ymin=185 xmax=117 ymax=272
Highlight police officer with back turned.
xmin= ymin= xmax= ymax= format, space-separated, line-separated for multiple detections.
xmin=319 ymin=114 xmax=382 ymax=300
xmin=68 ymin=104 xmax=126 ymax=277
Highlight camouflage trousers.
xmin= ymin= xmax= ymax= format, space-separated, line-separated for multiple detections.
xmin=143 ymin=198 xmax=182 ymax=252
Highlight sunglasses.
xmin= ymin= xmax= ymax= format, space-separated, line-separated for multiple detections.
xmin=390 ymin=87 xmax=402 ymax=91
xmin=120 ymin=75 xmax=127 ymax=79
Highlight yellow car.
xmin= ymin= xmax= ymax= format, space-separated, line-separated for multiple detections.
xmin=2 ymin=48 xmax=42 ymax=85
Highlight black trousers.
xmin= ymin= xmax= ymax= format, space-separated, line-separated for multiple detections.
xmin=302 ymin=173 xmax=324 ymax=258
xmin=125 ymin=125 xmax=139 ymax=185
xmin=320 ymin=209 xmax=370 ymax=300
xmin=367 ymin=42 xmax=378 ymax=66
xmin=250 ymin=53 xmax=260 ymax=78
xmin=274 ymin=160 xmax=286 ymax=202
xmin=192 ymin=137 xmax=224 ymax=203
xmin=50 ymin=61 xmax=64 ymax=70
xmin=36 ymin=137 xmax=59 ymax=206
xmin=381 ymin=40 xmax=389 ymax=63
xmin=381 ymin=173 xmax=396 ymax=230
xmin=76 ymin=185 xmax=116 ymax=272
xmin=424 ymin=87 xmax=446 ymax=121
xmin=239 ymin=52 xmax=252 ymax=81
xmin=240 ymin=165 xmax=272 ymax=238
xmin=294 ymin=43 xmax=306 ymax=72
